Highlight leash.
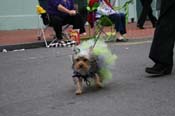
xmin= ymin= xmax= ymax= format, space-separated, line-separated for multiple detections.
xmin=92 ymin=36 xmax=101 ymax=49
xmin=84 ymin=78 xmax=91 ymax=86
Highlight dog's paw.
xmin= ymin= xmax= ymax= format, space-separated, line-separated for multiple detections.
xmin=96 ymin=83 xmax=103 ymax=88
xmin=75 ymin=90 xmax=82 ymax=95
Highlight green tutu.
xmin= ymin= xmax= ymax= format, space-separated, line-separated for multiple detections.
xmin=77 ymin=39 xmax=117 ymax=81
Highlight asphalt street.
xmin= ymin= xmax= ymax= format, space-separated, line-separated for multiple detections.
xmin=0 ymin=40 xmax=175 ymax=116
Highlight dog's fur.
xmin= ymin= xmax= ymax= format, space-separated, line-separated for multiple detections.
xmin=72 ymin=48 xmax=103 ymax=95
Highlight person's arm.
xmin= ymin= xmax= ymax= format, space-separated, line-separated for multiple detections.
xmin=57 ymin=4 xmax=76 ymax=15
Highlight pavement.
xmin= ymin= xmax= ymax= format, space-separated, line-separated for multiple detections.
xmin=0 ymin=21 xmax=155 ymax=51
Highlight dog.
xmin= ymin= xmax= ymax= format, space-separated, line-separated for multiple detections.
xmin=72 ymin=47 xmax=103 ymax=95
xmin=71 ymin=40 xmax=117 ymax=95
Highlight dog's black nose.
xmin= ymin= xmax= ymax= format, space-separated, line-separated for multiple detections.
xmin=79 ymin=64 xmax=84 ymax=68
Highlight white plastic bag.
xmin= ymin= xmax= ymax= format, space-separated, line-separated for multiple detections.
xmin=97 ymin=0 xmax=116 ymax=16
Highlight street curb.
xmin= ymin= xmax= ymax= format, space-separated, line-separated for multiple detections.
xmin=0 ymin=37 xmax=152 ymax=52
xmin=0 ymin=37 xmax=90 ymax=52
xmin=0 ymin=41 xmax=48 ymax=52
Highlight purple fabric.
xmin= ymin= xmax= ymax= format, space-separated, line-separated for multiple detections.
xmin=47 ymin=0 xmax=74 ymax=17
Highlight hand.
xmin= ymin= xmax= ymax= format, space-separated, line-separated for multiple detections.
xmin=68 ymin=10 xmax=76 ymax=16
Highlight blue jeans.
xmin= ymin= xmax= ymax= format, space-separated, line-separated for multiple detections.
xmin=108 ymin=13 xmax=126 ymax=35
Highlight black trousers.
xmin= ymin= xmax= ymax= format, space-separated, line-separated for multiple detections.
xmin=149 ymin=2 xmax=175 ymax=66
xmin=78 ymin=7 xmax=88 ymax=26
xmin=49 ymin=13 xmax=85 ymax=40
xmin=137 ymin=0 xmax=157 ymax=27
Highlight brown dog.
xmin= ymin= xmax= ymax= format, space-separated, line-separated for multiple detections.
xmin=72 ymin=49 xmax=103 ymax=95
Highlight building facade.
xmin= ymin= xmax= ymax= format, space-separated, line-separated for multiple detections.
xmin=0 ymin=0 xmax=38 ymax=30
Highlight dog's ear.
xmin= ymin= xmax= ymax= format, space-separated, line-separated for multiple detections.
xmin=71 ymin=47 xmax=79 ymax=63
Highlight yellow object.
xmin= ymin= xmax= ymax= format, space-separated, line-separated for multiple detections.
xmin=36 ymin=5 xmax=46 ymax=14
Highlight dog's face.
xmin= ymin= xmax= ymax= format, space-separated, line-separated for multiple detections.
xmin=72 ymin=49 xmax=91 ymax=75
xmin=73 ymin=56 xmax=90 ymax=75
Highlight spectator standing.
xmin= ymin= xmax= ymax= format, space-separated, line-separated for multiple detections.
xmin=145 ymin=0 xmax=175 ymax=76
xmin=137 ymin=0 xmax=157 ymax=29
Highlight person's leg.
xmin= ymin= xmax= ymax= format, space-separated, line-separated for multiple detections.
xmin=146 ymin=0 xmax=175 ymax=76
xmin=49 ymin=15 xmax=64 ymax=40
xmin=137 ymin=0 xmax=149 ymax=28
xmin=108 ymin=13 xmax=127 ymax=42
xmin=79 ymin=7 xmax=88 ymax=26
xmin=119 ymin=13 xmax=127 ymax=35
xmin=109 ymin=14 xmax=121 ymax=38
xmin=149 ymin=3 xmax=175 ymax=66
xmin=149 ymin=27 xmax=175 ymax=67
xmin=67 ymin=13 xmax=86 ymax=34
xmin=147 ymin=1 xmax=157 ymax=27
xmin=146 ymin=24 xmax=175 ymax=75
xmin=148 ymin=9 xmax=157 ymax=27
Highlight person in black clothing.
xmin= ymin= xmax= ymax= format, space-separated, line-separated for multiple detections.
xmin=47 ymin=0 xmax=86 ymax=41
xmin=74 ymin=0 xmax=88 ymax=26
xmin=145 ymin=0 xmax=175 ymax=76
xmin=137 ymin=0 xmax=157 ymax=29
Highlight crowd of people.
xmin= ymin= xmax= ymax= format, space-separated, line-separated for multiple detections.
xmin=46 ymin=0 xmax=130 ymax=43
xmin=45 ymin=0 xmax=158 ymax=43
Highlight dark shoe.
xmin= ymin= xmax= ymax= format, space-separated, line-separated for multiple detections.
xmin=116 ymin=38 xmax=128 ymax=42
xmin=145 ymin=64 xmax=172 ymax=76
xmin=137 ymin=24 xmax=144 ymax=29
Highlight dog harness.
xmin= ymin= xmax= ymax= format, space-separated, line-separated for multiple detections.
xmin=72 ymin=71 xmax=96 ymax=86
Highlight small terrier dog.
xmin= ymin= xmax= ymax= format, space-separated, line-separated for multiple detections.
xmin=72 ymin=48 xmax=103 ymax=95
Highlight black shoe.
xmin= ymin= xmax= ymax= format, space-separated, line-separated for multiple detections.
xmin=116 ymin=38 xmax=128 ymax=42
xmin=145 ymin=64 xmax=172 ymax=76
xmin=137 ymin=24 xmax=144 ymax=29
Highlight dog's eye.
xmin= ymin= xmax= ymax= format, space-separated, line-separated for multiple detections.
xmin=83 ymin=58 xmax=88 ymax=62
xmin=76 ymin=58 xmax=80 ymax=62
